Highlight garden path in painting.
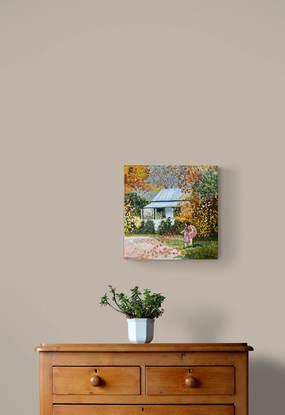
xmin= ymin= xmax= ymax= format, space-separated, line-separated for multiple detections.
xmin=124 ymin=236 xmax=181 ymax=260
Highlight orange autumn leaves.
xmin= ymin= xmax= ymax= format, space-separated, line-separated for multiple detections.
xmin=178 ymin=166 xmax=204 ymax=224
xmin=124 ymin=165 xmax=151 ymax=234
xmin=124 ymin=165 xmax=208 ymax=194
xmin=178 ymin=165 xmax=216 ymax=220
xmin=124 ymin=165 xmax=151 ymax=193
xmin=137 ymin=241 xmax=180 ymax=259
xmin=178 ymin=166 xmax=218 ymax=238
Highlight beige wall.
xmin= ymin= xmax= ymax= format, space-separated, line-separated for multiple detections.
xmin=1 ymin=1 xmax=285 ymax=414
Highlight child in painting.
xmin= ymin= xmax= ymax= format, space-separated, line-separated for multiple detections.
xmin=181 ymin=224 xmax=190 ymax=248
xmin=181 ymin=224 xmax=197 ymax=248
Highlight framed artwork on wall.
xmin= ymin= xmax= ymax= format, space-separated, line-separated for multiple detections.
xmin=124 ymin=165 xmax=218 ymax=260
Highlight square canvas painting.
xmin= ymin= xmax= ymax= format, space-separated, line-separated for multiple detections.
xmin=124 ymin=165 xmax=218 ymax=260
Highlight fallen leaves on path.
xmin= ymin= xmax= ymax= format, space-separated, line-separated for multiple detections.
xmin=124 ymin=237 xmax=181 ymax=260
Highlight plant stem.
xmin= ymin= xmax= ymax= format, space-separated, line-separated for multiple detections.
xmin=106 ymin=301 xmax=127 ymax=316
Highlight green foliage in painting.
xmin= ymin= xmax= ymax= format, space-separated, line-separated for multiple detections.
xmin=195 ymin=168 xmax=218 ymax=202
xmin=157 ymin=217 xmax=173 ymax=235
xmin=165 ymin=217 xmax=172 ymax=231
xmin=100 ymin=285 xmax=166 ymax=319
xmin=125 ymin=192 xmax=148 ymax=216
xmin=143 ymin=219 xmax=155 ymax=234
xmin=183 ymin=240 xmax=218 ymax=259
xmin=157 ymin=220 xmax=167 ymax=235
xmin=124 ymin=199 xmax=137 ymax=234
xmin=192 ymin=195 xmax=218 ymax=239
xmin=170 ymin=219 xmax=185 ymax=234
xmin=135 ymin=220 xmax=145 ymax=234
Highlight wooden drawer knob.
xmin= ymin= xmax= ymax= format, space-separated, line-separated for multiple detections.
xmin=90 ymin=375 xmax=101 ymax=386
xmin=185 ymin=375 xmax=198 ymax=387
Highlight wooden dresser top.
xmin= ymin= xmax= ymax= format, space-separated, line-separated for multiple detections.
xmin=35 ymin=343 xmax=253 ymax=352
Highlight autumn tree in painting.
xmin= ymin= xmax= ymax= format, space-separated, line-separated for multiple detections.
xmin=148 ymin=165 xmax=187 ymax=189
xmin=124 ymin=199 xmax=136 ymax=234
xmin=124 ymin=165 xmax=151 ymax=193
xmin=124 ymin=166 xmax=151 ymax=234
xmin=177 ymin=166 xmax=218 ymax=239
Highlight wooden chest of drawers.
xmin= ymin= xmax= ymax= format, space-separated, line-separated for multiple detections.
xmin=35 ymin=343 xmax=253 ymax=415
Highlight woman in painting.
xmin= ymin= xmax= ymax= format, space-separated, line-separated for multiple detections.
xmin=188 ymin=224 xmax=197 ymax=246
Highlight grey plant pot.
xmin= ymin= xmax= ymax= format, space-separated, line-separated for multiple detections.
xmin=127 ymin=318 xmax=154 ymax=343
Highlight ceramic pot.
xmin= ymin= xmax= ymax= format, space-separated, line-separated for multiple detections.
xmin=127 ymin=318 xmax=154 ymax=343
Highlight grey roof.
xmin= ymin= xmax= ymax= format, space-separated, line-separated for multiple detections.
xmin=144 ymin=201 xmax=183 ymax=208
xmin=152 ymin=188 xmax=186 ymax=201
xmin=143 ymin=188 xmax=187 ymax=209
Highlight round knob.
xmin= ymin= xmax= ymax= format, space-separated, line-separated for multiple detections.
xmin=185 ymin=376 xmax=197 ymax=387
xmin=90 ymin=375 xmax=101 ymax=386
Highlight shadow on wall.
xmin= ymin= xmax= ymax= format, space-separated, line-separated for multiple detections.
xmin=250 ymin=357 xmax=285 ymax=415
xmin=218 ymin=167 xmax=240 ymax=263
xmin=176 ymin=308 xmax=285 ymax=414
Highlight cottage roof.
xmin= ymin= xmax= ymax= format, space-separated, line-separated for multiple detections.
xmin=144 ymin=188 xmax=187 ymax=209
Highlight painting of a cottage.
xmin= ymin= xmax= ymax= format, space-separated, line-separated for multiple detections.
xmin=142 ymin=188 xmax=187 ymax=231
xmin=124 ymin=165 xmax=218 ymax=260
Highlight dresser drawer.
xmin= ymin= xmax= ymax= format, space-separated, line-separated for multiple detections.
xmin=53 ymin=405 xmax=234 ymax=415
xmin=54 ymin=407 xmax=140 ymax=415
xmin=53 ymin=367 xmax=140 ymax=395
xmin=146 ymin=366 xmax=234 ymax=395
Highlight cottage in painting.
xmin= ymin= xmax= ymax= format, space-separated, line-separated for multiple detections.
xmin=142 ymin=188 xmax=187 ymax=230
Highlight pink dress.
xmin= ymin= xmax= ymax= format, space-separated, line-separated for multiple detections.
xmin=188 ymin=225 xmax=197 ymax=239
xmin=183 ymin=230 xmax=189 ymax=243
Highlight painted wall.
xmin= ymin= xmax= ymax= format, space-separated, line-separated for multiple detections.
xmin=1 ymin=2 xmax=285 ymax=415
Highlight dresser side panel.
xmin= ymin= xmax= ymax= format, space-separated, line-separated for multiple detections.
xmin=39 ymin=352 xmax=54 ymax=415
xmin=234 ymin=352 xmax=249 ymax=415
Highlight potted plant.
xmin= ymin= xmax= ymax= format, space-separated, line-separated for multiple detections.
xmin=100 ymin=285 xmax=166 ymax=343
